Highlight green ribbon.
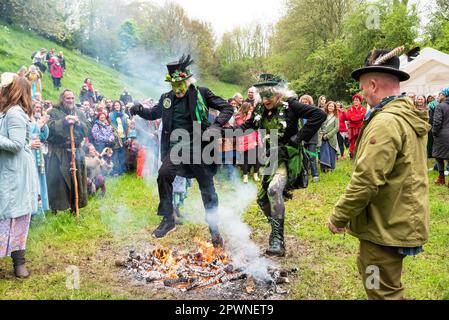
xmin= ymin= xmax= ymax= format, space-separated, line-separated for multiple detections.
xmin=303 ymin=147 xmax=318 ymax=158
xmin=195 ymin=86 xmax=209 ymax=125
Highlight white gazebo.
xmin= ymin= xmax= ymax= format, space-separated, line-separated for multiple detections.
xmin=400 ymin=47 xmax=449 ymax=96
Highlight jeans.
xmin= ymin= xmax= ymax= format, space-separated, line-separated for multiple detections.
xmin=305 ymin=143 xmax=318 ymax=178
xmin=52 ymin=77 xmax=61 ymax=89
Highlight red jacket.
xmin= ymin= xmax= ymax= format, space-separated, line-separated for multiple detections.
xmin=338 ymin=111 xmax=348 ymax=133
xmin=50 ymin=64 xmax=64 ymax=78
xmin=346 ymin=105 xmax=366 ymax=129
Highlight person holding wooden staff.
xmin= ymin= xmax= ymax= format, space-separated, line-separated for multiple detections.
xmin=46 ymin=89 xmax=90 ymax=213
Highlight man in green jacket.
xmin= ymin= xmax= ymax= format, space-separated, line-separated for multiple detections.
xmin=328 ymin=47 xmax=431 ymax=300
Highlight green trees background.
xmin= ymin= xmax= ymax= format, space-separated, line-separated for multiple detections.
xmin=0 ymin=0 xmax=448 ymax=100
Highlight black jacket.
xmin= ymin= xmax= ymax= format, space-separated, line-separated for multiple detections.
xmin=136 ymin=85 xmax=233 ymax=160
xmin=120 ymin=92 xmax=133 ymax=105
xmin=432 ymin=97 xmax=449 ymax=159
xmin=240 ymin=98 xmax=326 ymax=146
xmin=282 ymin=98 xmax=327 ymax=145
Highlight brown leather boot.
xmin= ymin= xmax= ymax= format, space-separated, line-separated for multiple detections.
xmin=11 ymin=250 xmax=30 ymax=279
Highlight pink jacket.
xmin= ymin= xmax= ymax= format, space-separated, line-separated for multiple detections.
xmin=235 ymin=113 xmax=261 ymax=152
xmin=50 ymin=64 xmax=64 ymax=78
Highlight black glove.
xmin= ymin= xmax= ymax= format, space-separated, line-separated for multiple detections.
xmin=289 ymin=134 xmax=302 ymax=149
xmin=130 ymin=101 xmax=143 ymax=116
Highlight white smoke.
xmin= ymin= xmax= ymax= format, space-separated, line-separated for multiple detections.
xmin=183 ymin=177 xmax=275 ymax=282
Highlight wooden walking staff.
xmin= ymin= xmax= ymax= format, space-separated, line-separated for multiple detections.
xmin=69 ymin=124 xmax=80 ymax=224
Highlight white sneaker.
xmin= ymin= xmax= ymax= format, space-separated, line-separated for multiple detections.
xmin=243 ymin=175 xmax=249 ymax=184
xmin=313 ymin=177 xmax=319 ymax=183
xmin=253 ymin=173 xmax=260 ymax=182
xmin=445 ymin=171 xmax=449 ymax=176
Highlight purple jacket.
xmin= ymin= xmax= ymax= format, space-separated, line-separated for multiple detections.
xmin=91 ymin=120 xmax=114 ymax=144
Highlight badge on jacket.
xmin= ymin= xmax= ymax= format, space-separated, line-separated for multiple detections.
xmin=163 ymin=98 xmax=172 ymax=109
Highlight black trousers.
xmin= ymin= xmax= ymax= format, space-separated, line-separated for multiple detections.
xmin=240 ymin=148 xmax=260 ymax=175
xmin=157 ymin=154 xmax=219 ymax=224
xmin=337 ymin=133 xmax=345 ymax=158
xmin=436 ymin=158 xmax=448 ymax=177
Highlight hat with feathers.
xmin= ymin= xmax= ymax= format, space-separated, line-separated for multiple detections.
xmin=351 ymin=46 xmax=410 ymax=82
xmin=165 ymin=54 xmax=194 ymax=83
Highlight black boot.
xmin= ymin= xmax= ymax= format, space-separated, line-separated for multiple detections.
xmin=266 ymin=218 xmax=285 ymax=257
xmin=152 ymin=215 xmax=176 ymax=238
xmin=209 ymin=225 xmax=224 ymax=248
xmin=11 ymin=250 xmax=30 ymax=279
xmin=260 ymin=204 xmax=274 ymax=244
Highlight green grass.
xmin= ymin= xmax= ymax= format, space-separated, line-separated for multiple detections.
xmin=200 ymin=75 xmax=244 ymax=100
xmin=1 ymin=160 xmax=448 ymax=300
xmin=0 ymin=24 xmax=241 ymax=102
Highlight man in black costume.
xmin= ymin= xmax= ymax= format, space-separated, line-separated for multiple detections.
xmin=131 ymin=55 xmax=233 ymax=246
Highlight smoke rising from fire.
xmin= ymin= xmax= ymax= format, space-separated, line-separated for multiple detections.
xmin=183 ymin=178 xmax=274 ymax=282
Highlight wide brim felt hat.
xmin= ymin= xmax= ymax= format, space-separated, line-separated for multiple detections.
xmin=351 ymin=66 xmax=410 ymax=82
xmin=351 ymin=47 xmax=410 ymax=82
xmin=253 ymin=73 xmax=285 ymax=87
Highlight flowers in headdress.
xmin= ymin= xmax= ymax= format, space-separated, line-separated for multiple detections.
xmin=166 ymin=69 xmax=193 ymax=83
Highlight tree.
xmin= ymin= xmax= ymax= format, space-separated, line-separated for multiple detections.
xmin=216 ymin=23 xmax=271 ymax=85
xmin=268 ymin=0 xmax=352 ymax=80
xmin=286 ymin=0 xmax=420 ymax=101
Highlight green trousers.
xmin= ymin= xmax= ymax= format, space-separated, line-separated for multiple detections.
xmin=357 ymin=240 xmax=406 ymax=300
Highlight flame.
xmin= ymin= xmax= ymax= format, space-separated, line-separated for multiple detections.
xmin=138 ymin=240 xmax=231 ymax=288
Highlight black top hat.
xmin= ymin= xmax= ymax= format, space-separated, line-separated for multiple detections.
xmin=351 ymin=46 xmax=410 ymax=82
xmin=253 ymin=73 xmax=286 ymax=87
xmin=165 ymin=54 xmax=194 ymax=83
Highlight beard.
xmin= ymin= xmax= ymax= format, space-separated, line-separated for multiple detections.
xmin=63 ymin=101 xmax=75 ymax=109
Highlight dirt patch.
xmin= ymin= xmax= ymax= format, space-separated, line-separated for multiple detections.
xmin=83 ymin=235 xmax=299 ymax=300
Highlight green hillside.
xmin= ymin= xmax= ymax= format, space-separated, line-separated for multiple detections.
xmin=0 ymin=24 xmax=243 ymax=102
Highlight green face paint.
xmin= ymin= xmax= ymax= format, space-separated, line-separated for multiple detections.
xmin=260 ymin=90 xmax=275 ymax=99
xmin=172 ymin=80 xmax=188 ymax=97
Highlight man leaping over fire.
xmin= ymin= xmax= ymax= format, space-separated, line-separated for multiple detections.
xmin=130 ymin=55 xmax=234 ymax=247
xmin=237 ymin=74 xmax=326 ymax=257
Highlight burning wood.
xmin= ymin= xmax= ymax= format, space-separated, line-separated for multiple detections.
xmin=164 ymin=277 xmax=197 ymax=287
xmin=220 ymin=271 xmax=247 ymax=283
xmin=120 ymin=240 xmax=294 ymax=294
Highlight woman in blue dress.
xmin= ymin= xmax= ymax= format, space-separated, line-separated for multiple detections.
xmin=29 ymin=102 xmax=50 ymax=217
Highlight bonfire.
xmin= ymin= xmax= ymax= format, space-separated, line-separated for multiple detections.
xmin=119 ymin=239 xmax=295 ymax=295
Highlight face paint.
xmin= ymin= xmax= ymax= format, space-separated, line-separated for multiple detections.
xmin=259 ymin=90 xmax=275 ymax=99
xmin=172 ymin=80 xmax=188 ymax=98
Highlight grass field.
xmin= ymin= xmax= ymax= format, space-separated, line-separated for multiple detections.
xmin=0 ymin=24 xmax=244 ymax=103
xmin=0 ymin=159 xmax=448 ymax=300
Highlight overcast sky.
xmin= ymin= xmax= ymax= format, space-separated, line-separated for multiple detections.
xmin=161 ymin=0 xmax=285 ymax=38
xmin=150 ymin=0 xmax=434 ymax=39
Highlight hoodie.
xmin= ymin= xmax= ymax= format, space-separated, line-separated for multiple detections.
xmin=331 ymin=98 xmax=431 ymax=247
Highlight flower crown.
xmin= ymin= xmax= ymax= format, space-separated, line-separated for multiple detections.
xmin=165 ymin=69 xmax=193 ymax=83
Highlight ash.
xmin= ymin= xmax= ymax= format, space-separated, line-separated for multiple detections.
xmin=117 ymin=244 xmax=296 ymax=300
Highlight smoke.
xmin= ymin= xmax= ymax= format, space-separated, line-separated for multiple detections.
xmin=218 ymin=181 xmax=274 ymax=281
xmin=119 ymin=47 xmax=201 ymax=100
xmin=183 ymin=174 xmax=275 ymax=282
xmin=133 ymin=113 xmax=161 ymax=183
xmin=100 ymin=202 xmax=147 ymax=240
